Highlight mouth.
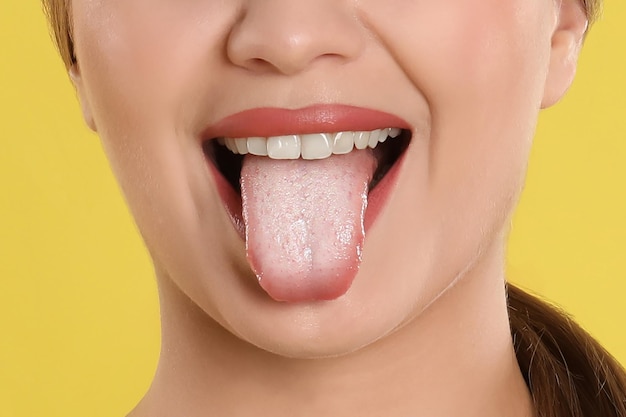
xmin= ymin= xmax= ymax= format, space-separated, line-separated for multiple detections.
xmin=200 ymin=105 xmax=412 ymax=303
xmin=202 ymin=127 xmax=411 ymax=196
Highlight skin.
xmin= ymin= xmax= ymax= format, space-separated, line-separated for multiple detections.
xmin=68 ymin=0 xmax=588 ymax=415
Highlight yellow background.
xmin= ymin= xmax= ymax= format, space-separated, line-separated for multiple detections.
xmin=1 ymin=1 xmax=624 ymax=416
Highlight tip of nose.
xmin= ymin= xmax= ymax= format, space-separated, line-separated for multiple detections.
xmin=226 ymin=5 xmax=364 ymax=76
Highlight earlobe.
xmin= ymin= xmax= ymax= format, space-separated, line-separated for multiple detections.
xmin=541 ymin=0 xmax=588 ymax=109
xmin=69 ymin=64 xmax=97 ymax=132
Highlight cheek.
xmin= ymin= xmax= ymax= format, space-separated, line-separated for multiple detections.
xmin=363 ymin=0 xmax=554 ymax=194
xmin=71 ymin=2 xmax=228 ymax=200
xmin=362 ymin=0 xmax=553 ymax=106
xmin=361 ymin=0 xmax=555 ymax=286
xmin=71 ymin=0 xmax=237 ymax=146
xmin=70 ymin=1 xmax=239 ymax=266
xmin=425 ymin=1 xmax=552 ymax=217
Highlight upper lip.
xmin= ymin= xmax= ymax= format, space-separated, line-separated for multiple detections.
xmin=200 ymin=104 xmax=411 ymax=140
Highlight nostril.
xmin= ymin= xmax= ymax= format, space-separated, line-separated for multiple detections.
xmin=244 ymin=58 xmax=277 ymax=73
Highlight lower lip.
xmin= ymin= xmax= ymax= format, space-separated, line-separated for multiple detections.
xmin=207 ymin=148 xmax=406 ymax=243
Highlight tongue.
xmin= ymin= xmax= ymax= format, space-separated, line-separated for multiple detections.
xmin=240 ymin=151 xmax=376 ymax=302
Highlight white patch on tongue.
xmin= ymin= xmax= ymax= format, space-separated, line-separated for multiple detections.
xmin=241 ymin=151 xmax=376 ymax=302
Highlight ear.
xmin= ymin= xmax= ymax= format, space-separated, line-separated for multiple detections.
xmin=69 ymin=64 xmax=97 ymax=131
xmin=541 ymin=0 xmax=589 ymax=108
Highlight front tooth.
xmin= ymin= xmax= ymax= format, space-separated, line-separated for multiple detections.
xmin=225 ymin=138 xmax=238 ymax=153
xmin=247 ymin=137 xmax=268 ymax=156
xmin=301 ymin=133 xmax=332 ymax=160
xmin=235 ymin=138 xmax=249 ymax=154
xmin=267 ymin=135 xmax=301 ymax=159
xmin=379 ymin=128 xmax=390 ymax=143
xmin=333 ymin=131 xmax=354 ymax=154
xmin=354 ymin=131 xmax=370 ymax=150
xmin=368 ymin=129 xmax=381 ymax=148
xmin=389 ymin=128 xmax=401 ymax=138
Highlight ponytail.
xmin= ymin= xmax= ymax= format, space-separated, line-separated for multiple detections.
xmin=508 ymin=284 xmax=626 ymax=416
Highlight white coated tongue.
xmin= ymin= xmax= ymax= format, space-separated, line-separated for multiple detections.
xmin=241 ymin=151 xmax=376 ymax=302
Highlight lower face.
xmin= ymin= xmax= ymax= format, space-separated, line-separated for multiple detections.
xmin=71 ymin=0 xmax=554 ymax=356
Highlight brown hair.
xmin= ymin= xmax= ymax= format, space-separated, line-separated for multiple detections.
xmin=509 ymin=284 xmax=626 ymax=416
xmin=42 ymin=0 xmax=625 ymax=415
xmin=43 ymin=0 xmax=74 ymax=69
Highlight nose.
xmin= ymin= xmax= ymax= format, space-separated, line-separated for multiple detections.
xmin=226 ymin=0 xmax=365 ymax=75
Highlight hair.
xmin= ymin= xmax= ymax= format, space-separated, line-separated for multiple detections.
xmin=509 ymin=284 xmax=626 ymax=416
xmin=42 ymin=0 xmax=625 ymax=415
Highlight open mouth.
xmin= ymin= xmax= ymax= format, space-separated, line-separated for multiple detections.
xmin=199 ymin=105 xmax=412 ymax=303
xmin=202 ymin=128 xmax=411 ymax=197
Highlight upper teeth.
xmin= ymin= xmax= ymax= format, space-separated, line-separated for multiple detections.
xmin=218 ymin=128 xmax=402 ymax=160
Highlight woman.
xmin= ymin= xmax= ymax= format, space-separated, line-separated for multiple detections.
xmin=43 ymin=0 xmax=626 ymax=416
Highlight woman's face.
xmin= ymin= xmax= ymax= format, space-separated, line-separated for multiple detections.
xmin=70 ymin=0 xmax=571 ymax=356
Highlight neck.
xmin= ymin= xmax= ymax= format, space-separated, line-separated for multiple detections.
xmin=130 ymin=242 xmax=534 ymax=417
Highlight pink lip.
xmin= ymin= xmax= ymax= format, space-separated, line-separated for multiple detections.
xmin=201 ymin=104 xmax=411 ymax=139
